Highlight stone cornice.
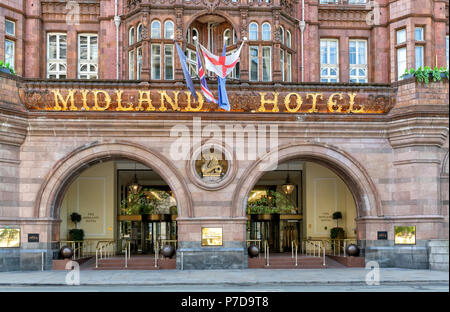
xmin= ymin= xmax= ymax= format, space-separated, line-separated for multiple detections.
xmin=387 ymin=117 xmax=449 ymax=148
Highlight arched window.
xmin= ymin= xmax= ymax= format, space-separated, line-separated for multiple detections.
xmin=249 ymin=22 xmax=258 ymax=41
xmin=286 ymin=30 xmax=291 ymax=48
xmin=137 ymin=23 xmax=143 ymax=42
xmin=164 ymin=20 xmax=174 ymax=39
xmin=233 ymin=29 xmax=237 ymax=44
xmin=192 ymin=28 xmax=199 ymax=42
xmin=224 ymin=29 xmax=232 ymax=46
xmin=262 ymin=23 xmax=271 ymax=41
xmin=280 ymin=26 xmax=284 ymax=45
xmin=129 ymin=27 xmax=135 ymax=45
xmin=151 ymin=20 xmax=161 ymax=39
xmin=186 ymin=28 xmax=190 ymax=43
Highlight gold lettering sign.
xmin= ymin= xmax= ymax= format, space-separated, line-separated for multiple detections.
xmin=201 ymin=227 xmax=223 ymax=246
xmin=22 ymin=88 xmax=395 ymax=114
xmin=0 ymin=228 xmax=20 ymax=248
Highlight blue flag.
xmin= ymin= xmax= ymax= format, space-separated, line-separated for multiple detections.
xmin=175 ymin=41 xmax=197 ymax=101
xmin=217 ymin=43 xmax=230 ymax=111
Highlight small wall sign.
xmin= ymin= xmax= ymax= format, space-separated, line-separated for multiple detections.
xmin=377 ymin=231 xmax=388 ymax=240
xmin=28 ymin=233 xmax=39 ymax=243
xmin=201 ymin=227 xmax=223 ymax=246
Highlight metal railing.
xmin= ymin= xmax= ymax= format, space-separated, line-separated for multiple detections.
xmin=327 ymin=239 xmax=357 ymax=257
xmin=95 ymin=240 xmax=115 ymax=268
xmin=154 ymin=240 xmax=159 ymax=268
xmin=291 ymin=240 xmax=298 ymax=266
xmin=303 ymin=240 xmax=323 ymax=257
xmin=123 ymin=240 xmax=131 ymax=268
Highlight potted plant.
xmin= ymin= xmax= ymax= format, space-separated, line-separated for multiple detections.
xmin=0 ymin=60 xmax=15 ymax=75
xmin=330 ymin=211 xmax=345 ymax=239
xmin=402 ymin=66 xmax=449 ymax=83
xmin=68 ymin=212 xmax=84 ymax=243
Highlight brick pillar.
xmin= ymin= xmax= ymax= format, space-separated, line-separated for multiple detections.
xmin=339 ymin=36 xmax=349 ymax=83
xmin=24 ymin=0 xmax=42 ymax=78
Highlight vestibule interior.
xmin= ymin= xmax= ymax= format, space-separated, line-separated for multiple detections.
xmin=246 ymin=160 xmax=357 ymax=253
xmin=59 ymin=159 xmax=177 ymax=255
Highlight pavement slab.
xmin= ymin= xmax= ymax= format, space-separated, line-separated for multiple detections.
xmin=0 ymin=268 xmax=448 ymax=287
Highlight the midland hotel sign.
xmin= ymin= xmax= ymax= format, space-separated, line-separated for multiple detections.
xmin=19 ymin=85 xmax=395 ymax=114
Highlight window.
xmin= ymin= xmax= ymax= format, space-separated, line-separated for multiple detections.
xmin=186 ymin=48 xmax=197 ymax=77
xmin=151 ymin=44 xmax=161 ymax=79
xmin=164 ymin=44 xmax=174 ymax=80
xmin=137 ymin=47 xmax=142 ymax=80
xmin=348 ymin=0 xmax=366 ymax=3
xmin=249 ymin=23 xmax=258 ymax=41
xmin=226 ymin=50 xmax=240 ymax=79
xmin=447 ymin=36 xmax=449 ymax=68
xmin=397 ymin=29 xmax=406 ymax=44
xmin=262 ymin=46 xmax=271 ymax=81
xmin=415 ymin=46 xmax=424 ymax=69
xmin=192 ymin=28 xmax=199 ymax=42
xmin=78 ymin=34 xmax=98 ymax=79
xmin=280 ymin=26 xmax=284 ymax=45
xmin=151 ymin=20 xmax=161 ymax=39
xmin=320 ymin=39 xmax=339 ymax=82
xmin=249 ymin=46 xmax=258 ymax=81
xmin=5 ymin=20 xmax=15 ymax=70
xmin=415 ymin=27 xmax=424 ymax=41
xmin=129 ymin=50 xmax=134 ymax=79
xmin=5 ymin=19 xmax=15 ymax=36
xmin=280 ymin=49 xmax=285 ymax=81
xmin=5 ymin=40 xmax=14 ymax=70
xmin=349 ymin=39 xmax=367 ymax=83
xmin=137 ymin=24 xmax=143 ymax=42
xmin=164 ymin=21 xmax=174 ymax=39
xmin=47 ymin=33 xmax=67 ymax=79
xmin=286 ymin=30 xmax=291 ymax=49
xmin=129 ymin=27 xmax=135 ymax=45
xmin=186 ymin=28 xmax=190 ymax=43
xmin=233 ymin=29 xmax=237 ymax=44
xmin=262 ymin=23 xmax=271 ymax=41
xmin=397 ymin=47 xmax=407 ymax=80
xmin=224 ymin=29 xmax=232 ymax=47
xmin=286 ymin=53 xmax=292 ymax=82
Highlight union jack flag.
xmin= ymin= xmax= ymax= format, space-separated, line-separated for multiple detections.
xmin=196 ymin=47 xmax=217 ymax=104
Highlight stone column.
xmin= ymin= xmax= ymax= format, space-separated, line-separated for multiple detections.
xmin=24 ymin=0 xmax=42 ymax=78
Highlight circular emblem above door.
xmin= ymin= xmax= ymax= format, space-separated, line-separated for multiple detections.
xmin=188 ymin=143 xmax=236 ymax=190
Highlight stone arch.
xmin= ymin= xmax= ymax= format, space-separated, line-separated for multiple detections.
xmin=231 ymin=142 xmax=382 ymax=219
xmin=184 ymin=10 xmax=240 ymax=42
xmin=34 ymin=140 xmax=193 ymax=219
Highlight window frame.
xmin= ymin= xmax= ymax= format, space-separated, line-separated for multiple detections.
xmin=397 ymin=46 xmax=407 ymax=80
xmin=151 ymin=20 xmax=161 ymax=39
xmin=262 ymin=23 xmax=271 ymax=41
xmin=129 ymin=50 xmax=135 ymax=80
xmin=5 ymin=19 xmax=15 ymax=37
xmin=224 ymin=29 xmax=232 ymax=47
xmin=349 ymin=39 xmax=368 ymax=83
xmin=151 ymin=43 xmax=161 ymax=80
xmin=261 ymin=45 xmax=272 ymax=81
xmin=4 ymin=39 xmax=15 ymax=70
xmin=320 ymin=38 xmax=339 ymax=82
xmin=47 ymin=33 xmax=67 ymax=79
xmin=129 ymin=27 xmax=135 ymax=46
xmin=249 ymin=22 xmax=259 ymax=41
xmin=164 ymin=20 xmax=174 ymax=40
xmin=164 ymin=44 xmax=174 ymax=80
xmin=78 ymin=33 xmax=98 ymax=79
xmin=249 ymin=45 xmax=259 ymax=81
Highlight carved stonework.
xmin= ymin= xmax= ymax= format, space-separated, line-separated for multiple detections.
xmin=202 ymin=0 xmax=221 ymax=12
xmin=240 ymin=9 xmax=248 ymax=39
xmin=175 ymin=7 xmax=184 ymax=41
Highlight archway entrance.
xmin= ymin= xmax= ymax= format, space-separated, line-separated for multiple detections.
xmin=246 ymin=159 xmax=362 ymax=268
xmin=58 ymin=159 xmax=178 ymax=263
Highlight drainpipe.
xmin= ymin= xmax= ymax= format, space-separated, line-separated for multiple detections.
xmin=114 ymin=0 xmax=121 ymax=80
xmin=299 ymin=0 xmax=306 ymax=82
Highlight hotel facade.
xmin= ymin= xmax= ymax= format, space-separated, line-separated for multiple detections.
xmin=0 ymin=0 xmax=448 ymax=271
